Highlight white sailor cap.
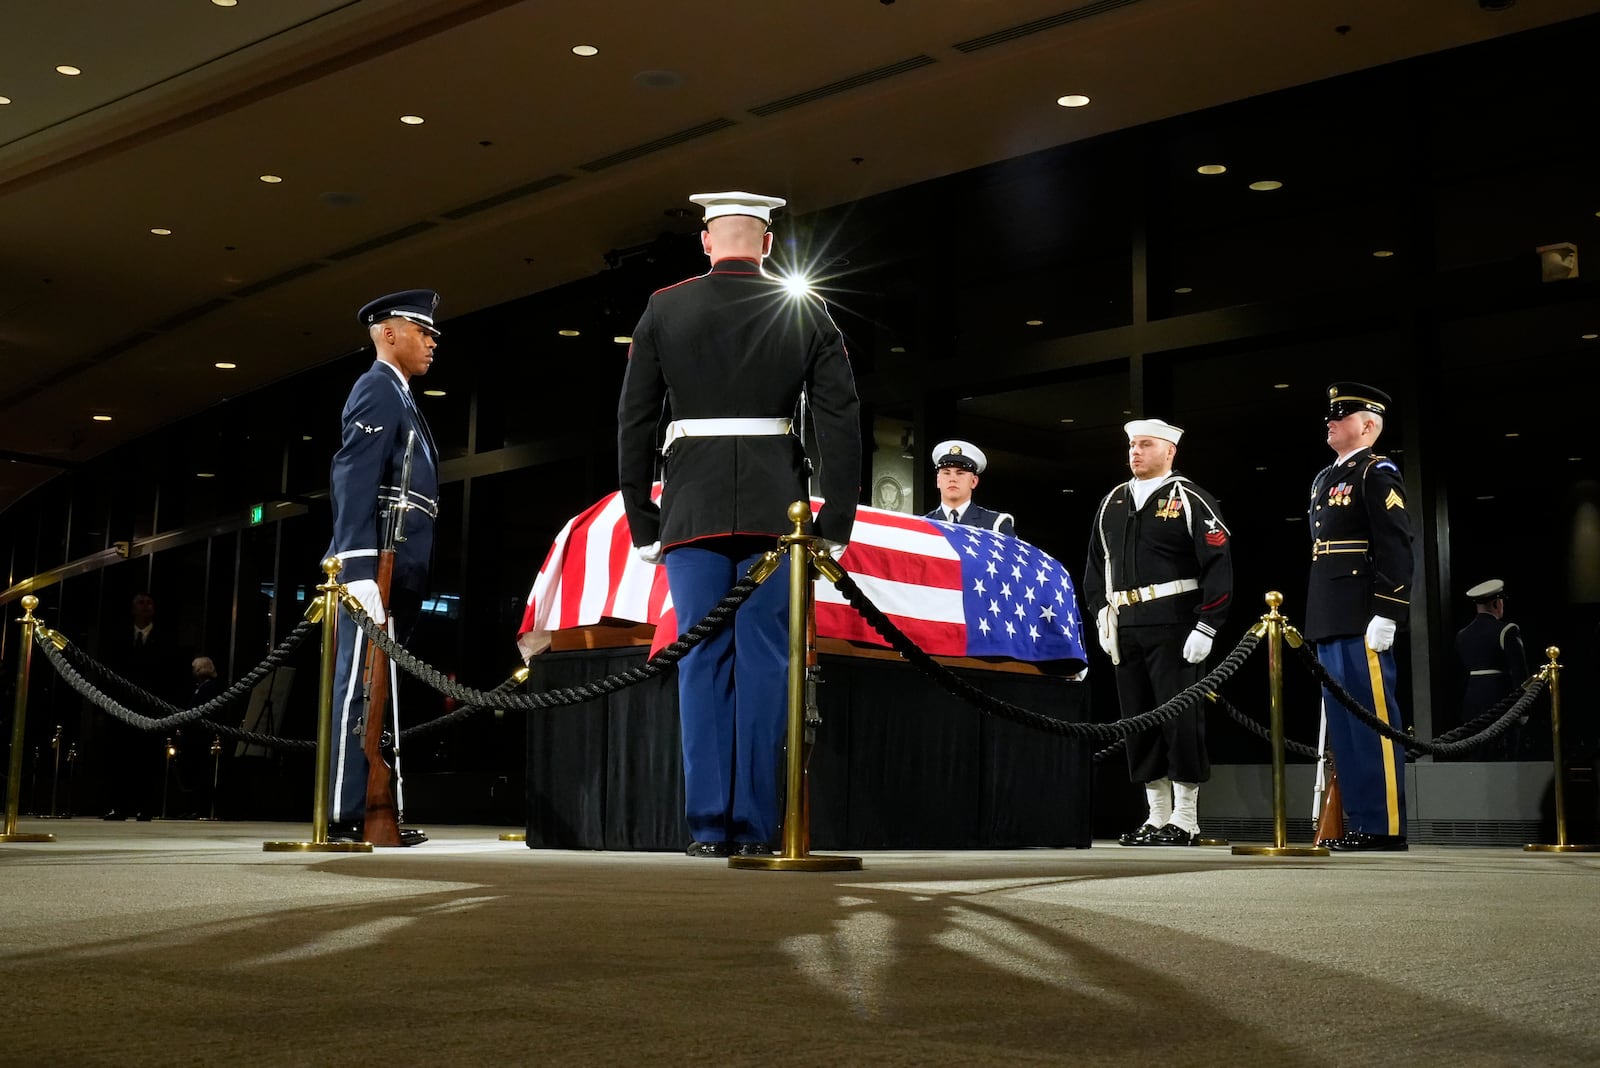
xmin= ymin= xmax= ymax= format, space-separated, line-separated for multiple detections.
xmin=688 ymin=190 xmax=787 ymax=225
xmin=1124 ymin=417 xmax=1184 ymax=445
xmin=932 ymin=439 xmax=986 ymax=474
xmin=1465 ymin=579 xmax=1506 ymax=602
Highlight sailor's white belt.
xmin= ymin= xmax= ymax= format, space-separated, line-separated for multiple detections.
xmin=662 ymin=417 xmax=793 ymax=451
xmin=1469 ymin=669 xmax=1505 ymax=676
xmin=1312 ymin=538 xmax=1369 ymax=558
xmin=1109 ymin=578 xmax=1199 ymax=607
xmin=379 ymin=487 xmax=439 ymax=519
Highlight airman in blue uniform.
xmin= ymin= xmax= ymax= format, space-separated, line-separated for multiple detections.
xmin=324 ymin=289 xmax=442 ymax=845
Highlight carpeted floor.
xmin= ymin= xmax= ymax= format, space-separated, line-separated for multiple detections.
xmin=4 ymin=819 xmax=1596 ymax=1066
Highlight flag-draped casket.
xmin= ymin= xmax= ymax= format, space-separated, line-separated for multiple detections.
xmin=516 ymin=487 xmax=1088 ymax=673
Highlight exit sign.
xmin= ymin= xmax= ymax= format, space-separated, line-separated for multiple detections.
xmin=249 ymin=504 xmax=264 ymax=526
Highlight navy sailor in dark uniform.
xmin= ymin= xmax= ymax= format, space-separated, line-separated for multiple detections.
xmin=324 ymin=289 xmax=442 ymax=845
xmin=923 ymin=439 xmax=1015 ymax=535
xmin=1306 ymin=382 xmax=1413 ymax=851
xmin=1456 ymin=579 xmax=1530 ymax=760
xmin=617 ymin=190 xmax=861 ymax=858
xmin=1083 ymin=418 xmax=1232 ymax=846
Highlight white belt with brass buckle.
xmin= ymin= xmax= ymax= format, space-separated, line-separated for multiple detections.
xmin=1312 ymin=538 xmax=1369 ymax=558
xmin=1109 ymin=578 xmax=1199 ymax=608
xmin=662 ymin=417 xmax=793 ymax=451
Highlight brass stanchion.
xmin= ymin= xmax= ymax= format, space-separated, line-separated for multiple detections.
xmin=731 ymin=502 xmax=862 ymax=872
xmin=1234 ymin=592 xmax=1328 ymax=857
xmin=1525 ymin=647 xmax=1596 ymax=852
xmin=265 ymin=558 xmax=372 ymax=853
xmin=2 ymin=595 xmax=55 ymax=843
xmin=497 ymin=832 xmax=527 ymax=842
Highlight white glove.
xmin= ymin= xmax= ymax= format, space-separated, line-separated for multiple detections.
xmin=345 ymin=578 xmax=387 ymax=625
xmin=821 ymin=540 xmax=848 ymax=559
xmin=1365 ymin=615 xmax=1396 ymax=653
xmin=1181 ymin=627 xmax=1213 ymax=665
xmin=1096 ymin=607 xmax=1114 ymax=656
xmin=635 ymin=541 xmax=663 ymax=565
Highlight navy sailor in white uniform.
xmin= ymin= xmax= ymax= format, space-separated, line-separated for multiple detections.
xmin=617 ymin=190 xmax=861 ymax=858
xmin=324 ymin=289 xmax=442 ymax=844
xmin=923 ymin=440 xmax=1015 ymax=535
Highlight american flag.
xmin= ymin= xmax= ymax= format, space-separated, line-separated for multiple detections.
xmin=516 ymin=487 xmax=1087 ymax=668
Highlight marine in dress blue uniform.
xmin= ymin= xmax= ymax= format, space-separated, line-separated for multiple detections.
xmin=1082 ymin=418 xmax=1232 ymax=846
xmin=1456 ymin=579 xmax=1530 ymax=760
xmin=1305 ymin=382 xmax=1413 ymax=851
xmin=923 ymin=440 xmax=1015 ymax=535
xmin=324 ymin=289 xmax=442 ymax=843
xmin=617 ymin=191 xmax=861 ymax=858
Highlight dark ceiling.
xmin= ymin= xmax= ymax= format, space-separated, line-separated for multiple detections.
xmin=6 ymin=0 xmax=1600 ymax=517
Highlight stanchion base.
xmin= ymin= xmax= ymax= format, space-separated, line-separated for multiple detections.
xmin=0 ymin=833 xmax=56 ymax=843
xmin=1524 ymin=843 xmax=1600 ymax=852
xmin=263 ymin=840 xmax=374 ymax=853
xmin=498 ymin=832 xmax=526 ymax=842
xmin=729 ymin=853 xmax=863 ymax=872
xmin=1231 ymin=844 xmax=1330 ymax=857
xmin=1198 ymin=837 xmax=1230 ymax=847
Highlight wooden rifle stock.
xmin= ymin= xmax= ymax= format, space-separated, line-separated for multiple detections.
xmin=1315 ymin=752 xmax=1344 ymax=845
xmin=359 ymin=550 xmax=403 ymax=847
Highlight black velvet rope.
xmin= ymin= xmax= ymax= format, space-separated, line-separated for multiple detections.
xmin=1290 ymin=641 xmax=1548 ymax=757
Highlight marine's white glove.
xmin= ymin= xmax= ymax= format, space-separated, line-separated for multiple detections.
xmin=1096 ymin=607 xmax=1114 ymax=656
xmin=345 ymin=578 xmax=387 ymax=625
xmin=1365 ymin=615 xmax=1396 ymax=653
xmin=635 ymin=541 xmax=663 ymax=565
xmin=1181 ymin=627 xmax=1213 ymax=665
xmin=821 ymin=540 xmax=848 ymax=559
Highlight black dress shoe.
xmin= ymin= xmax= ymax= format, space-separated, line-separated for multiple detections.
xmin=736 ymin=842 xmax=774 ymax=857
xmin=1118 ymin=823 xmax=1159 ymax=846
xmin=326 ymin=823 xmax=366 ymax=843
xmin=1149 ymin=823 xmax=1199 ymax=846
xmin=686 ymin=840 xmax=731 ymax=858
xmin=397 ymin=828 xmax=427 ymax=847
xmin=102 ymin=810 xmax=127 ymax=821
xmin=1328 ymin=831 xmax=1408 ymax=852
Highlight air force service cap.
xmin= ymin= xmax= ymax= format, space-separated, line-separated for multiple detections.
xmin=1124 ymin=418 xmax=1184 ymax=445
xmin=689 ymin=190 xmax=786 ymax=225
xmin=1325 ymin=382 xmax=1390 ymax=420
xmin=359 ymin=289 xmax=441 ymax=336
xmin=1466 ymin=579 xmax=1506 ymax=603
xmin=932 ymin=439 xmax=987 ymax=474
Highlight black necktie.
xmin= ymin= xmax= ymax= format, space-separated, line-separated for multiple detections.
xmin=947 ymin=509 xmax=957 ymax=523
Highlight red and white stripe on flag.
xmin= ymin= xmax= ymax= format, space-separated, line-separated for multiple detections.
xmin=515 ymin=489 xmax=968 ymax=660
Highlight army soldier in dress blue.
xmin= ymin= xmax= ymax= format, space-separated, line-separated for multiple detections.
xmin=323 ymin=289 xmax=442 ymax=846
xmin=1083 ymin=418 xmax=1232 ymax=847
xmin=924 ymin=440 xmax=1015 ymax=535
xmin=1457 ymin=579 xmax=1530 ymax=760
xmin=1306 ymin=382 xmax=1413 ymax=852
xmin=617 ymin=191 xmax=861 ymax=859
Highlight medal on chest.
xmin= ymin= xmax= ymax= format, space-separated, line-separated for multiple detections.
xmin=1327 ymin=482 xmax=1353 ymax=506
xmin=1154 ymin=489 xmax=1184 ymax=520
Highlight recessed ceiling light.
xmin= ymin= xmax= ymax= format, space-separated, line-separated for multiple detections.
xmin=259 ymin=174 xmax=283 ymax=184
xmin=572 ymin=44 xmax=598 ymax=57
xmin=400 ymin=114 xmax=425 ymax=125
xmin=1056 ymin=94 xmax=1091 ymax=108
xmin=1196 ymin=164 xmax=1226 ymax=175
xmin=889 ymin=345 xmax=905 ymax=353
xmin=558 ymin=329 xmax=580 ymax=337
xmin=196 ymin=472 xmax=216 ymax=479
xmin=422 ymin=389 xmax=447 ymax=397
xmin=613 ymin=336 xmax=633 ymax=344
xmin=92 ymin=414 xmax=112 ymax=422
xmin=56 ymin=65 xmax=81 ymax=76
xmin=1273 ymin=383 xmax=1289 ymax=389
xmin=1174 ymin=286 xmax=1193 ymax=294
xmin=1256 ymin=466 xmax=1268 ymax=471
xmin=301 ymin=435 xmax=313 ymax=441
xmin=212 ymin=0 xmax=238 ymax=6
xmin=1582 ymin=333 xmax=1598 ymax=340
xmin=1122 ymin=409 xmax=1132 ymax=415
xmin=1060 ymin=488 xmax=1075 ymax=494
xmin=214 ymin=362 xmax=237 ymax=369
xmin=150 ymin=227 xmax=172 ymax=236
xmin=0 ymin=97 xmax=11 ymax=106
xmin=1059 ymin=418 xmax=1075 ymax=424
xmin=1025 ymin=319 xmax=1043 ymax=326
xmin=1372 ymin=249 xmax=1395 ymax=258
xmin=1248 ymin=180 xmax=1283 ymax=191
xmin=1569 ymin=456 xmax=1583 ymax=462
xmin=1505 ymin=432 xmax=1520 ymax=438
xmin=1475 ymin=494 xmax=1494 ymax=500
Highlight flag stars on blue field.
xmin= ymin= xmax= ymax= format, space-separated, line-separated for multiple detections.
xmin=942 ymin=524 xmax=1087 ymax=662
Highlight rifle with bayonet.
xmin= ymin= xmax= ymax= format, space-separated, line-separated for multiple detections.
xmin=359 ymin=430 xmax=415 ymax=847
